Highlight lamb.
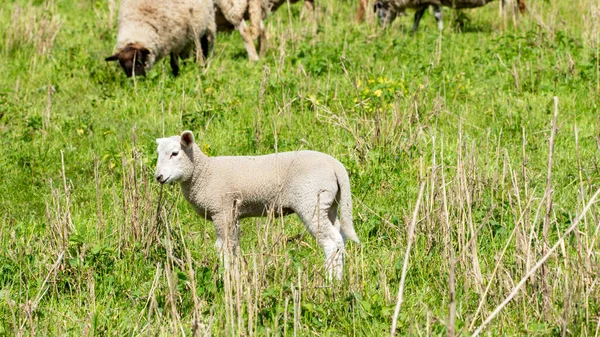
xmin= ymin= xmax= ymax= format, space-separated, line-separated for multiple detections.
xmin=105 ymin=0 xmax=216 ymax=77
xmin=371 ymin=0 xmax=526 ymax=32
xmin=214 ymin=0 xmax=314 ymax=61
xmin=154 ymin=131 xmax=360 ymax=280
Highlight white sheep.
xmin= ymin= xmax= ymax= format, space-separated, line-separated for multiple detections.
xmin=372 ymin=0 xmax=526 ymax=32
xmin=105 ymin=0 xmax=216 ymax=77
xmin=154 ymin=131 xmax=359 ymax=280
xmin=215 ymin=0 xmax=314 ymax=61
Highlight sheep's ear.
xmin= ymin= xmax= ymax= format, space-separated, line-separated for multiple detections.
xmin=181 ymin=131 xmax=195 ymax=148
xmin=140 ymin=47 xmax=150 ymax=58
xmin=373 ymin=1 xmax=382 ymax=12
xmin=105 ymin=53 xmax=119 ymax=62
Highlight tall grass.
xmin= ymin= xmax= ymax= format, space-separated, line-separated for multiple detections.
xmin=0 ymin=0 xmax=600 ymax=335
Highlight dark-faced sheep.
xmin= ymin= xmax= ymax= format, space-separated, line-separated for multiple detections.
xmin=367 ymin=0 xmax=526 ymax=32
xmin=105 ymin=0 xmax=216 ymax=77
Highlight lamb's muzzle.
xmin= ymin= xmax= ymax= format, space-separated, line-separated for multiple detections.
xmin=154 ymin=130 xmax=360 ymax=281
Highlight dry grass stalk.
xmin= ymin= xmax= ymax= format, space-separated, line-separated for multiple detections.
xmin=390 ymin=182 xmax=426 ymax=337
xmin=468 ymin=192 xmax=535 ymax=331
xmin=472 ymin=187 xmax=600 ymax=337
xmin=439 ymin=137 xmax=456 ymax=337
xmin=4 ymin=3 xmax=62 ymax=56
xmin=542 ymin=96 xmax=559 ymax=318
xmin=19 ymin=251 xmax=65 ymax=333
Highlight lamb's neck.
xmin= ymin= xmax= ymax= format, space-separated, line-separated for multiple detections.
xmin=180 ymin=146 xmax=210 ymax=202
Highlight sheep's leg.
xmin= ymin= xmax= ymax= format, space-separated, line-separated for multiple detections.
xmin=296 ymin=194 xmax=345 ymax=281
xmin=300 ymin=0 xmax=314 ymax=20
xmin=213 ymin=213 xmax=241 ymax=270
xmin=257 ymin=21 xmax=266 ymax=57
xmin=169 ymin=53 xmax=180 ymax=76
xmin=356 ymin=0 xmax=367 ymax=22
xmin=237 ymin=20 xmax=259 ymax=61
xmin=432 ymin=5 xmax=443 ymax=31
xmin=411 ymin=5 xmax=428 ymax=33
xmin=317 ymin=220 xmax=345 ymax=281
xmin=200 ymin=35 xmax=210 ymax=60
xmin=518 ymin=0 xmax=526 ymax=14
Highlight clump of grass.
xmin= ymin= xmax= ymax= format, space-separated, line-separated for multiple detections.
xmin=2 ymin=2 xmax=62 ymax=56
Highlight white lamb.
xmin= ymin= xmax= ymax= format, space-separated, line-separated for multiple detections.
xmin=154 ymin=131 xmax=360 ymax=280
xmin=105 ymin=0 xmax=216 ymax=77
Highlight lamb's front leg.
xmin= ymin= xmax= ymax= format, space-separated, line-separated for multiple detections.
xmin=213 ymin=214 xmax=241 ymax=270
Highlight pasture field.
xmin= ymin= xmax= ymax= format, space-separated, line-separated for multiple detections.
xmin=1 ymin=0 xmax=600 ymax=335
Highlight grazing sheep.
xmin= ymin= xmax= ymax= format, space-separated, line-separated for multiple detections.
xmin=371 ymin=0 xmax=526 ymax=32
xmin=214 ymin=0 xmax=314 ymax=61
xmin=155 ymin=131 xmax=359 ymax=280
xmin=105 ymin=0 xmax=216 ymax=77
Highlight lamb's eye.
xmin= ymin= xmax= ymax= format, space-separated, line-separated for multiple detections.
xmin=170 ymin=151 xmax=179 ymax=158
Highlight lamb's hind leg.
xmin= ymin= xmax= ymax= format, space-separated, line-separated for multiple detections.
xmin=296 ymin=193 xmax=345 ymax=281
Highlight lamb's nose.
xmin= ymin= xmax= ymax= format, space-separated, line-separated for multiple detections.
xmin=156 ymin=174 xmax=163 ymax=182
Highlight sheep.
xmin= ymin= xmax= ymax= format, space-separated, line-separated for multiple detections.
xmin=154 ymin=130 xmax=359 ymax=280
xmin=105 ymin=0 xmax=216 ymax=77
xmin=370 ymin=0 xmax=526 ymax=32
xmin=214 ymin=0 xmax=315 ymax=61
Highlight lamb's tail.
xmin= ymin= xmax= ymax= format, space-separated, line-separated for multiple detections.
xmin=335 ymin=162 xmax=360 ymax=244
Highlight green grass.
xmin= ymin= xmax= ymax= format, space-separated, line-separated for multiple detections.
xmin=1 ymin=0 xmax=600 ymax=335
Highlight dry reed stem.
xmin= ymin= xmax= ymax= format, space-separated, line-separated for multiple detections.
xmin=440 ymin=137 xmax=456 ymax=337
xmin=468 ymin=192 xmax=535 ymax=330
xmin=472 ymin=187 xmax=600 ymax=337
xmin=390 ymin=182 xmax=426 ymax=337
xmin=19 ymin=251 xmax=65 ymax=332
xmin=542 ymin=96 xmax=559 ymax=318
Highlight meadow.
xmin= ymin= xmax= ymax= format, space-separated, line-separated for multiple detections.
xmin=1 ymin=0 xmax=600 ymax=335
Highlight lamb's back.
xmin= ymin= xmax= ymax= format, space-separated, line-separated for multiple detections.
xmin=207 ymin=151 xmax=340 ymax=203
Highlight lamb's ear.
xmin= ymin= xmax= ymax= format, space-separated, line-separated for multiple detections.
xmin=105 ymin=53 xmax=119 ymax=62
xmin=181 ymin=131 xmax=195 ymax=148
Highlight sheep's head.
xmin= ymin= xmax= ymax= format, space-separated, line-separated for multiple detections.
xmin=105 ymin=43 xmax=151 ymax=77
xmin=155 ymin=131 xmax=197 ymax=184
xmin=373 ymin=1 xmax=398 ymax=25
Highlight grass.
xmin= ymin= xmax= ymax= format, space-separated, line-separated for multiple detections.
xmin=1 ymin=0 xmax=600 ymax=335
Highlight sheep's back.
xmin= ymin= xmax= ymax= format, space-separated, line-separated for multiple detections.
xmin=118 ymin=0 xmax=213 ymax=57
xmin=440 ymin=0 xmax=495 ymax=8
xmin=207 ymin=151 xmax=341 ymax=207
xmin=386 ymin=0 xmax=442 ymax=11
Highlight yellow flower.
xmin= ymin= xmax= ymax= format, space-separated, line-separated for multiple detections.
xmin=373 ymin=89 xmax=382 ymax=97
